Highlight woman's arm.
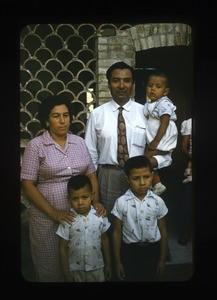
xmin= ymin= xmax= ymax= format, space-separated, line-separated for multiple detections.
xmin=181 ymin=135 xmax=191 ymax=160
xmin=22 ymin=179 xmax=74 ymax=225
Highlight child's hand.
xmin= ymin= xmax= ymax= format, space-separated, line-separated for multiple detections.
xmin=157 ymin=260 xmax=166 ymax=276
xmin=104 ymin=263 xmax=112 ymax=281
xmin=115 ymin=262 xmax=125 ymax=281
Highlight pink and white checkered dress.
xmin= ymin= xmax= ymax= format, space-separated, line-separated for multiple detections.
xmin=21 ymin=131 xmax=95 ymax=282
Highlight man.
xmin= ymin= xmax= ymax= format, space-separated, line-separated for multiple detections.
xmin=85 ymin=61 xmax=147 ymax=221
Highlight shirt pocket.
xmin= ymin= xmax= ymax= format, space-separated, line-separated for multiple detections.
xmin=132 ymin=126 xmax=146 ymax=147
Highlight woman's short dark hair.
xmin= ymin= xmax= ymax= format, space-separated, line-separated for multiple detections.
xmin=106 ymin=61 xmax=135 ymax=83
xmin=38 ymin=94 xmax=73 ymax=129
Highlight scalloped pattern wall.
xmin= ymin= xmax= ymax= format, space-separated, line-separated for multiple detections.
xmin=20 ymin=23 xmax=132 ymax=144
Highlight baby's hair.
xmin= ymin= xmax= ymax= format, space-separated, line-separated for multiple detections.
xmin=124 ymin=155 xmax=153 ymax=177
xmin=147 ymin=70 xmax=170 ymax=87
xmin=67 ymin=174 xmax=92 ymax=194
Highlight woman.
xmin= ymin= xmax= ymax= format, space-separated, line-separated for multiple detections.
xmin=21 ymin=94 xmax=105 ymax=282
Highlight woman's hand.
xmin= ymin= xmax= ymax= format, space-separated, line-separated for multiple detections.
xmin=52 ymin=208 xmax=76 ymax=225
xmin=93 ymin=202 xmax=107 ymax=217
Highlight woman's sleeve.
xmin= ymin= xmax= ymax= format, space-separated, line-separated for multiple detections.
xmin=20 ymin=141 xmax=39 ymax=181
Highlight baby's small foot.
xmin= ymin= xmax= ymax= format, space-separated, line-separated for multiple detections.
xmin=153 ymin=182 xmax=166 ymax=195
xmin=184 ymin=168 xmax=191 ymax=177
xmin=183 ymin=175 xmax=192 ymax=183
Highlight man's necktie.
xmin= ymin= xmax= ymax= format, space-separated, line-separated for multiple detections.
xmin=117 ymin=107 xmax=129 ymax=168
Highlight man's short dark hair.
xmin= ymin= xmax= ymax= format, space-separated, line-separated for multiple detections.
xmin=106 ymin=61 xmax=135 ymax=83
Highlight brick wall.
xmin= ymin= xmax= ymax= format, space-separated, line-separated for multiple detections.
xmin=96 ymin=23 xmax=192 ymax=105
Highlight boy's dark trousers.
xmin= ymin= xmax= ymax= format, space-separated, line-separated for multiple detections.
xmin=121 ymin=241 xmax=161 ymax=282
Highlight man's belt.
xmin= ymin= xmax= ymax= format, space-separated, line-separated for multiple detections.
xmin=99 ymin=164 xmax=123 ymax=170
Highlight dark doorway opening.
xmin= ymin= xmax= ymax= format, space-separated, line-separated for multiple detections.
xmin=134 ymin=45 xmax=194 ymax=241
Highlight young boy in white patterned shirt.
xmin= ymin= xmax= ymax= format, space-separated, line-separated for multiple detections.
xmin=56 ymin=174 xmax=112 ymax=282
xmin=111 ymin=155 xmax=168 ymax=282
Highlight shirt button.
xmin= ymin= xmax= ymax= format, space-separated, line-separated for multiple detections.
xmin=67 ymin=166 xmax=71 ymax=169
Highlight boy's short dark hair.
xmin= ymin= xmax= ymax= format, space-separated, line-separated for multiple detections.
xmin=67 ymin=174 xmax=92 ymax=194
xmin=124 ymin=155 xmax=152 ymax=177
